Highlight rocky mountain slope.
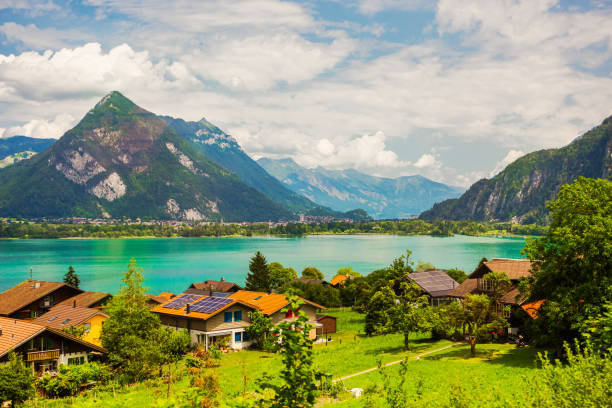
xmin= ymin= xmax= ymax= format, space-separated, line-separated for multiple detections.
xmin=0 ymin=92 xmax=292 ymax=221
xmin=420 ymin=115 xmax=612 ymax=223
xmin=0 ymin=136 xmax=55 ymax=168
xmin=258 ymin=157 xmax=464 ymax=219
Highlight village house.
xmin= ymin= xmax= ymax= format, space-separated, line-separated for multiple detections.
xmin=184 ymin=278 xmax=242 ymax=295
xmin=0 ymin=280 xmax=83 ymax=319
xmin=407 ymin=270 xmax=459 ymax=306
xmin=33 ymin=304 xmax=108 ymax=347
xmin=448 ymin=258 xmax=533 ymax=331
xmin=52 ymin=291 xmax=112 ymax=309
xmin=0 ymin=317 xmax=106 ymax=375
xmin=330 ymin=274 xmax=355 ymax=287
xmin=151 ymin=290 xmax=325 ymax=350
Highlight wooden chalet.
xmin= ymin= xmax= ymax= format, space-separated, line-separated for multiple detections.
xmin=184 ymin=278 xmax=242 ymax=295
xmin=407 ymin=270 xmax=459 ymax=306
xmin=52 ymin=291 xmax=111 ymax=309
xmin=0 ymin=280 xmax=83 ymax=319
xmin=0 ymin=317 xmax=106 ymax=375
xmin=151 ymin=290 xmax=325 ymax=350
xmin=33 ymin=304 xmax=108 ymax=347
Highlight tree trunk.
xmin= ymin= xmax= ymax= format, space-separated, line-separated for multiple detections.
xmin=470 ymin=337 xmax=476 ymax=357
xmin=404 ymin=332 xmax=410 ymax=351
xmin=166 ymin=363 xmax=172 ymax=398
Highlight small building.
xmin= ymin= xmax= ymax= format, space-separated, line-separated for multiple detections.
xmin=52 ymin=291 xmax=112 ymax=309
xmin=151 ymin=290 xmax=325 ymax=350
xmin=33 ymin=304 xmax=108 ymax=346
xmin=0 ymin=280 xmax=83 ymax=319
xmin=184 ymin=278 xmax=242 ymax=295
xmin=407 ymin=270 xmax=459 ymax=306
xmin=0 ymin=317 xmax=106 ymax=375
xmin=330 ymin=274 xmax=355 ymax=288
xmin=316 ymin=315 xmax=337 ymax=336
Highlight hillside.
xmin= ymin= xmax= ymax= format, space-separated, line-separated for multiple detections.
xmin=420 ymin=115 xmax=612 ymax=223
xmin=0 ymin=136 xmax=55 ymax=168
xmin=258 ymin=158 xmax=464 ymax=219
xmin=0 ymin=92 xmax=292 ymax=221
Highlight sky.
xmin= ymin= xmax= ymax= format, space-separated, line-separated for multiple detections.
xmin=0 ymin=0 xmax=611 ymax=187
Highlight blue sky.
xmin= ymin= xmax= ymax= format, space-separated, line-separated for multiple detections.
xmin=1 ymin=0 xmax=611 ymax=187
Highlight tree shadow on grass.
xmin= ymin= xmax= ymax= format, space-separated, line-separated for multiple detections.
xmin=361 ymin=337 xmax=437 ymax=357
xmin=422 ymin=345 xmax=539 ymax=368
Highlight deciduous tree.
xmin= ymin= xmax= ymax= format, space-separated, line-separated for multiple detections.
xmin=0 ymin=352 xmax=33 ymax=406
xmin=301 ymin=267 xmax=324 ymax=280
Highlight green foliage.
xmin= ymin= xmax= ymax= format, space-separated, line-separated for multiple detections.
xmin=36 ymin=362 xmax=112 ymax=398
xmin=365 ymin=286 xmax=396 ymax=335
xmin=415 ymin=260 xmax=435 ymax=271
xmin=458 ymin=294 xmax=509 ymax=357
xmin=282 ymin=280 xmax=341 ymax=308
xmin=445 ymin=268 xmax=467 ymax=284
xmin=268 ymin=262 xmax=297 ymax=290
xmin=579 ymin=302 xmax=612 ymax=354
xmin=393 ymin=281 xmax=435 ymax=350
xmin=101 ymin=259 xmax=166 ymax=383
xmin=62 ymin=325 xmax=85 ymax=338
xmin=63 ymin=265 xmax=80 ymax=288
xmin=336 ymin=266 xmax=361 ymax=277
xmin=0 ymin=352 xmax=34 ymax=406
xmin=245 ymin=251 xmax=271 ymax=292
xmin=301 ymin=267 xmax=324 ymax=280
xmin=271 ymin=297 xmax=317 ymax=408
xmin=523 ymin=177 xmax=612 ymax=348
xmin=245 ymin=311 xmax=273 ymax=350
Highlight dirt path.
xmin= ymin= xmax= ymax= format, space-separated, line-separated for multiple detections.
xmin=332 ymin=342 xmax=462 ymax=383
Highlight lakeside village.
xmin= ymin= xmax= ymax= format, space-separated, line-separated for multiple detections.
xmin=0 ymin=180 xmax=609 ymax=408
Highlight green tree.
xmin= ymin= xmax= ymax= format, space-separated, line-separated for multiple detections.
xmin=336 ymin=266 xmax=361 ymax=277
xmin=272 ymin=296 xmax=317 ymax=408
xmin=63 ymin=265 xmax=80 ymax=288
xmin=523 ymin=177 xmax=612 ymax=348
xmin=445 ymin=268 xmax=468 ymax=284
xmin=415 ymin=260 xmax=435 ymax=271
xmin=245 ymin=310 xmax=274 ymax=350
xmin=245 ymin=251 xmax=271 ymax=292
xmin=458 ymin=294 xmax=508 ymax=357
xmin=580 ymin=302 xmax=612 ymax=354
xmin=101 ymin=258 xmax=165 ymax=383
xmin=0 ymin=352 xmax=34 ymax=406
xmin=268 ymin=262 xmax=297 ymax=289
xmin=301 ymin=267 xmax=324 ymax=280
xmin=393 ymin=281 xmax=434 ymax=350
xmin=160 ymin=328 xmax=191 ymax=397
xmin=365 ymin=286 xmax=396 ymax=335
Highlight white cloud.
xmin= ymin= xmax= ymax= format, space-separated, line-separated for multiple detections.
xmin=489 ymin=149 xmax=524 ymax=177
xmin=317 ymin=138 xmax=335 ymax=156
xmin=0 ymin=22 xmax=88 ymax=50
xmin=357 ymin=0 xmax=432 ymax=15
xmin=0 ymin=113 xmax=74 ymax=139
xmin=414 ymin=153 xmax=440 ymax=168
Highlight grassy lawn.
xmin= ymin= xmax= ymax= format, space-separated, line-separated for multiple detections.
xmin=24 ymin=309 xmax=542 ymax=407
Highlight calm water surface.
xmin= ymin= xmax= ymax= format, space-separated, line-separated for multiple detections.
xmin=0 ymin=235 xmax=526 ymax=294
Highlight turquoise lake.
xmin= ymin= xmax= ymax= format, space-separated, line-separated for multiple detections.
xmin=0 ymin=235 xmax=527 ymax=294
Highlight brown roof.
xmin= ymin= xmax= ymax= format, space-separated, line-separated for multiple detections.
xmin=33 ymin=305 xmax=107 ymax=330
xmin=189 ymin=280 xmax=242 ymax=292
xmin=448 ymin=278 xmax=478 ymax=297
xmin=479 ymin=259 xmax=533 ymax=280
xmin=53 ymin=291 xmax=111 ymax=308
xmin=151 ymin=290 xmax=326 ymax=321
xmin=147 ymin=294 xmax=168 ymax=304
xmin=499 ymin=287 xmax=526 ymax=305
xmin=0 ymin=316 xmax=106 ymax=358
xmin=408 ymin=270 xmax=459 ymax=297
xmin=0 ymin=280 xmax=83 ymax=316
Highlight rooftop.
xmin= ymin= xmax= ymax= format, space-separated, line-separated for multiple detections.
xmin=33 ymin=305 xmax=107 ymax=330
xmin=478 ymin=258 xmax=533 ymax=280
xmin=188 ymin=280 xmax=242 ymax=292
xmin=53 ymin=291 xmax=111 ymax=308
xmin=0 ymin=280 xmax=82 ymax=316
xmin=408 ymin=270 xmax=459 ymax=297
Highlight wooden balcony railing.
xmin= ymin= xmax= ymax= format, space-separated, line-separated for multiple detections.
xmin=27 ymin=349 xmax=60 ymax=362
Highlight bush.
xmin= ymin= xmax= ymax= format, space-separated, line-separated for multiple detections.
xmin=36 ymin=362 xmax=112 ymax=398
xmin=0 ymin=352 xmax=34 ymax=406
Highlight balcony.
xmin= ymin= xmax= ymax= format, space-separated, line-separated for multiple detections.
xmin=27 ymin=349 xmax=60 ymax=362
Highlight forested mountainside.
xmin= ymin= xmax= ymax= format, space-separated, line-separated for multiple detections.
xmin=0 ymin=92 xmax=292 ymax=222
xmin=420 ymin=115 xmax=612 ymax=223
xmin=0 ymin=136 xmax=55 ymax=168
xmin=258 ymin=157 xmax=463 ymax=219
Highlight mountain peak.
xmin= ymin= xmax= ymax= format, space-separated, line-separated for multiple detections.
xmin=91 ymin=91 xmax=140 ymax=116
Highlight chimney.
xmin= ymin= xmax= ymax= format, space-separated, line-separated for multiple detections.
xmin=209 ymin=284 xmax=213 ymax=297
xmin=221 ymin=277 xmax=225 ymax=282
xmin=186 ymin=304 xmax=191 ymax=314
xmin=30 ymin=267 xmax=33 ymax=281
xmin=73 ymin=300 xmax=77 ymax=308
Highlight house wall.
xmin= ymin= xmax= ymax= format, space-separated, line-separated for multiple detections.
xmin=270 ymin=304 xmax=318 ymax=325
xmin=81 ymin=314 xmax=107 ymax=346
xmin=316 ymin=316 xmax=337 ymax=335
xmin=205 ymin=304 xmax=252 ymax=332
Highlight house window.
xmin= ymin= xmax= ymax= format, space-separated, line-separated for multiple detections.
xmin=478 ymin=278 xmax=495 ymax=292
xmin=235 ymin=332 xmax=242 ymax=343
xmin=68 ymin=356 xmax=85 ymax=365
xmin=83 ymin=323 xmax=91 ymax=333
xmin=224 ymin=311 xmax=232 ymax=322
xmin=234 ymin=311 xmax=242 ymax=321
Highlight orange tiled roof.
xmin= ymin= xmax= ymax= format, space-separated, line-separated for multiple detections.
xmin=522 ymin=300 xmax=546 ymax=319
xmin=53 ymin=291 xmax=111 ymax=308
xmin=484 ymin=259 xmax=533 ymax=280
xmin=330 ymin=275 xmax=352 ymax=286
xmin=151 ymin=290 xmax=325 ymax=320
xmin=157 ymin=292 xmax=175 ymax=301
xmin=33 ymin=305 xmax=107 ymax=330
xmin=0 ymin=280 xmax=82 ymax=316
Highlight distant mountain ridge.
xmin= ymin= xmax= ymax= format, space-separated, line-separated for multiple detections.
xmin=258 ymin=157 xmax=464 ymax=219
xmin=0 ymin=136 xmax=55 ymax=167
xmin=420 ymin=115 xmax=612 ymax=223
xmin=0 ymin=92 xmax=292 ymax=221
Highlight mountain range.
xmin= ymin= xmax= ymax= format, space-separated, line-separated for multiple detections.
xmin=0 ymin=136 xmax=55 ymax=168
xmin=420 ymin=114 xmax=612 ymax=223
xmin=258 ymin=158 xmax=464 ymax=219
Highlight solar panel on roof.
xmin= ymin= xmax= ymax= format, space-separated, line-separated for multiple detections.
xmin=189 ymin=296 xmax=233 ymax=314
xmin=212 ymin=292 xmax=230 ymax=298
xmin=163 ymin=294 xmax=200 ymax=309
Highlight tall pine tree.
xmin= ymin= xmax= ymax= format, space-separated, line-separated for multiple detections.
xmin=245 ymin=251 xmax=271 ymax=292
xmin=64 ymin=265 xmax=80 ymax=288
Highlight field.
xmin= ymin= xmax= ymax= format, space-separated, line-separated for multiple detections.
xmin=25 ymin=309 xmax=542 ymax=407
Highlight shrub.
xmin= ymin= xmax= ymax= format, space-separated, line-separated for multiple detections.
xmin=36 ymin=362 xmax=112 ymax=397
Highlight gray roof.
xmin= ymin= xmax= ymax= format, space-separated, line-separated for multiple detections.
xmin=408 ymin=270 xmax=459 ymax=297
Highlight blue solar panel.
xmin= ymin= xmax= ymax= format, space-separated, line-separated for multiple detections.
xmin=212 ymin=292 xmax=230 ymax=298
xmin=163 ymin=294 xmax=200 ymax=309
xmin=190 ymin=296 xmax=233 ymax=314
